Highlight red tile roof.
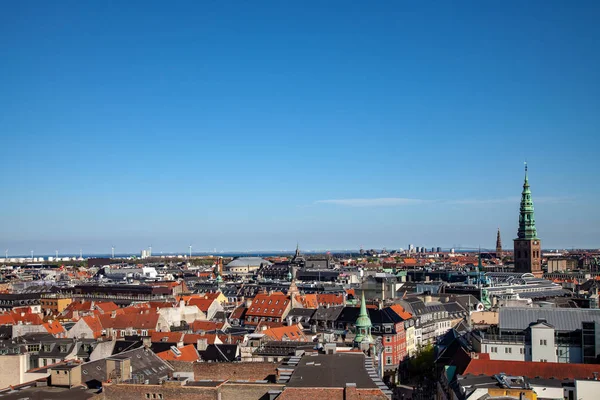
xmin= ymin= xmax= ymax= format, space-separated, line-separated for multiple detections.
xmin=0 ymin=313 xmax=16 ymax=325
xmin=81 ymin=315 xmax=104 ymax=338
xmin=151 ymin=332 xmax=184 ymax=343
xmin=463 ymin=358 xmax=600 ymax=380
xmin=316 ymin=293 xmax=345 ymax=306
xmin=230 ymin=306 xmax=247 ymax=320
xmin=94 ymin=302 xmax=119 ymax=313
xmin=262 ymin=324 xmax=309 ymax=342
xmin=183 ymin=333 xmax=221 ymax=345
xmin=187 ymin=297 xmax=216 ymax=312
xmin=43 ymin=320 xmax=65 ymax=335
xmin=98 ymin=313 xmax=160 ymax=330
xmin=190 ymin=320 xmax=223 ymax=332
xmin=157 ymin=344 xmax=199 ymax=362
xmin=246 ymin=293 xmax=289 ymax=318
xmin=296 ymin=294 xmax=318 ymax=308
xmin=388 ymin=305 xmax=413 ymax=320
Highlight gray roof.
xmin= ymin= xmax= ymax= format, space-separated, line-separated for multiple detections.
xmin=499 ymin=307 xmax=600 ymax=332
xmin=286 ymin=353 xmax=378 ymax=388
xmin=81 ymin=347 xmax=173 ymax=388
xmin=226 ymin=257 xmax=272 ymax=267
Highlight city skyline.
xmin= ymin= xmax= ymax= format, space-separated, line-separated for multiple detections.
xmin=2 ymin=2 xmax=599 ymax=253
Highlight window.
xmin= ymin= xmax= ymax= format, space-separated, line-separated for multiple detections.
xmin=505 ymin=348 xmax=512 ymax=354
xmin=520 ymin=348 xmax=524 ymax=354
xmin=145 ymin=394 xmax=151 ymax=399
xmin=385 ymin=336 xmax=392 ymax=343
xmin=540 ymin=339 xmax=547 ymax=346
xmin=385 ymin=346 xmax=392 ymax=353
xmin=386 ymin=356 xmax=392 ymax=365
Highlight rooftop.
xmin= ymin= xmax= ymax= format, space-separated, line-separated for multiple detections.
xmin=285 ymin=353 xmax=378 ymax=389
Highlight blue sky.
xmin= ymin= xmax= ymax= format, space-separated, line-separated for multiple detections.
xmin=1 ymin=1 xmax=599 ymax=255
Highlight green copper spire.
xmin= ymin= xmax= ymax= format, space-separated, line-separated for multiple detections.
xmin=354 ymin=291 xmax=372 ymax=344
xmin=517 ymin=163 xmax=538 ymax=240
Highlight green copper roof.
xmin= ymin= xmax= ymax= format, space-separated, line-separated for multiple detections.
xmin=354 ymin=290 xmax=373 ymax=344
xmin=517 ymin=163 xmax=538 ymax=240
xmin=355 ymin=291 xmax=372 ymax=329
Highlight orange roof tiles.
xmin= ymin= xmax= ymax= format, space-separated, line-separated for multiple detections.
xmin=81 ymin=315 xmax=104 ymax=338
xmin=296 ymin=294 xmax=318 ymax=308
xmin=316 ymin=293 xmax=344 ymax=306
xmin=43 ymin=320 xmax=65 ymax=335
xmin=156 ymin=345 xmax=199 ymax=362
xmin=246 ymin=293 xmax=289 ymax=318
xmin=183 ymin=333 xmax=220 ymax=345
xmin=190 ymin=320 xmax=223 ymax=332
xmin=0 ymin=313 xmax=16 ymax=325
xmin=151 ymin=332 xmax=184 ymax=343
xmin=261 ymin=324 xmax=309 ymax=342
xmin=388 ymin=304 xmax=413 ymax=320
xmin=187 ymin=297 xmax=216 ymax=312
xmin=98 ymin=313 xmax=160 ymax=330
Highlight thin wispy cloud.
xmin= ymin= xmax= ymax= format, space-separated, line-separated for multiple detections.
xmin=314 ymin=196 xmax=573 ymax=207
xmin=314 ymin=198 xmax=431 ymax=207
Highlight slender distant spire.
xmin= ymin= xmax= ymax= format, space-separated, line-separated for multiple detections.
xmin=496 ymin=228 xmax=502 ymax=258
xmin=517 ymin=162 xmax=538 ymax=240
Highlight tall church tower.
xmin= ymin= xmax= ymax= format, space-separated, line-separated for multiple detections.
xmin=513 ymin=164 xmax=542 ymax=277
xmin=496 ymin=228 xmax=503 ymax=260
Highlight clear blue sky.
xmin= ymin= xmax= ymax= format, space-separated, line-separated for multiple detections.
xmin=2 ymin=1 xmax=599 ymax=255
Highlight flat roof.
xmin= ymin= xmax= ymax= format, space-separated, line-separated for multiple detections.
xmin=285 ymin=353 xmax=378 ymax=389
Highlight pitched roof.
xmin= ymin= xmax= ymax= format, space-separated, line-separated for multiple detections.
xmin=98 ymin=313 xmax=160 ymax=330
xmin=81 ymin=315 xmax=104 ymax=338
xmin=198 ymin=344 xmax=239 ymax=362
xmin=156 ymin=344 xmax=199 ymax=362
xmin=463 ymin=358 xmax=600 ymax=380
xmin=296 ymin=294 xmax=318 ymax=308
xmin=94 ymin=302 xmax=119 ymax=313
xmin=317 ymin=293 xmax=345 ymax=306
xmin=190 ymin=320 xmax=223 ymax=333
xmin=230 ymin=305 xmax=247 ymax=320
xmin=151 ymin=332 xmax=184 ymax=343
xmin=388 ymin=305 xmax=413 ymax=320
xmin=43 ymin=320 xmax=65 ymax=335
xmin=0 ymin=313 xmax=16 ymax=325
xmin=246 ymin=293 xmax=289 ymax=317
xmin=187 ymin=297 xmax=216 ymax=312
xmin=262 ymin=324 xmax=309 ymax=342
xmin=182 ymin=333 xmax=221 ymax=345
